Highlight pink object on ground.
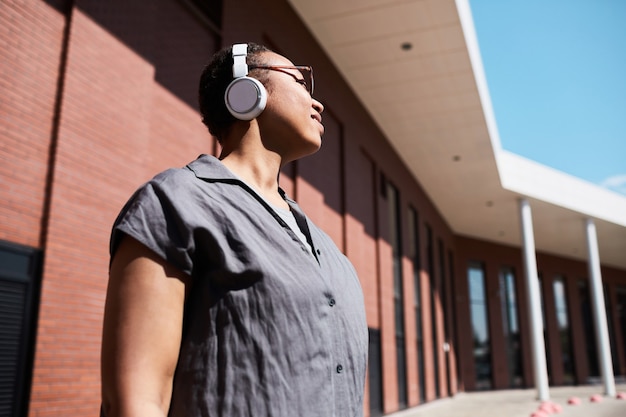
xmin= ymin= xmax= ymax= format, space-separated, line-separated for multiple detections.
xmin=540 ymin=401 xmax=563 ymax=414
xmin=531 ymin=411 xmax=548 ymax=417
xmin=551 ymin=403 xmax=563 ymax=413
xmin=617 ymin=392 xmax=626 ymax=400
xmin=590 ymin=394 xmax=603 ymax=403
xmin=567 ymin=397 xmax=581 ymax=405
xmin=538 ymin=402 xmax=554 ymax=414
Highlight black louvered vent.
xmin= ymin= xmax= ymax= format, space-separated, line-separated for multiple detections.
xmin=0 ymin=241 xmax=41 ymax=417
xmin=0 ymin=280 xmax=27 ymax=416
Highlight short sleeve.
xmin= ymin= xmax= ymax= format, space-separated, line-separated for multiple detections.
xmin=110 ymin=171 xmax=194 ymax=276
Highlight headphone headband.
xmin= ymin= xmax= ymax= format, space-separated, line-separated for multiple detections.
xmin=232 ymin=43 xmax=249 ymax=78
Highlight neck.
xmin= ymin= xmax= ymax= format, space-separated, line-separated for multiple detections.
xmin=219 ymin=123 xmax=287 ymax=208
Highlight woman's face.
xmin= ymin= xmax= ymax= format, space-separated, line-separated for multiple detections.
xmin=253 ymin=52 xmax=325 ymax=163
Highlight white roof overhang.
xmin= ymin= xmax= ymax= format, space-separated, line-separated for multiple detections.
xmin=287 ymin=0 xmax=626 ymax=270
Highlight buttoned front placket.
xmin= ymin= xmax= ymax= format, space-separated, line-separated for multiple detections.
xmin=285 ymin=200 xmax=320 ymax=264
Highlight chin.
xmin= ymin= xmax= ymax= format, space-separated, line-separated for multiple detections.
xmin=297 ymin=139 xmax=322 ymax=159
xmin=311 ymin=136 xmax=323 ymax=152
xmin=306 ymin=144 xmax=322 ymax=157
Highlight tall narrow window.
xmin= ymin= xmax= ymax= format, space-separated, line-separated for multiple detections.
xmin=368 ymin=158 xmax=383 ymax=417
xmin=579 ymin=280 xmax=599 ymax=377
xmin=552 ymin=277 xmax=574 ymax=384
xmin=448 ymin=250 xmax=460 ymax=392
xmin=468 ymin=261 xmax=492 ymax=389
xmin=537 ymin=275 xmax=546 ymax=328
xmin=386 ymin=181 xmax=407 ymax=408
xmin=538 ymin=275 xmax=551 ymax=382
xmin=604 ymin=285 xmax=620 ymax=374
xmin=500 ymin=267 xmax=523 ymax=387
xmin=426 ymin=224 xmax=440 ymax=397
xmin=617 ymin=287 xmax=626 ymax=375
xmin=438 ymin=239 xmax=451 ymax=395
xmin=408 ymin=207 xmax=425 ymax=402
xmin=368 ymin=328 xmax=383 ymax=417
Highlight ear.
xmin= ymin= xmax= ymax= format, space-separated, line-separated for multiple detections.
xmin=224 ymin=43 xmax=267 ymax=120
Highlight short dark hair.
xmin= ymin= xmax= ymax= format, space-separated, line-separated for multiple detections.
xmin=198 ymin=42 xmax=271 ymax=142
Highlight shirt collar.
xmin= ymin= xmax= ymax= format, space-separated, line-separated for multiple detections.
xmin=186 ymin=154 xmax=295 ymax=203
xmin=186 ymin=154 xmax=238 ymax=181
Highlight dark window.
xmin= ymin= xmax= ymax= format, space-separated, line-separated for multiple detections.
xmin=468 ymin=261 xmax=491 ymax=389
xmin=386 ymin=181 xmax=407 ymax=409
xmin=604 ymin=285 xmax=620 ymax=375
xmin=368 ymin=328 xmax=383 ymax=417
xmin=408 ymin=207 xmax=425 ymax=402
xmin=500 ymin=267 xmax=523 ymax=387
xmin=0 ymin=240 xmax=42 ymax=417
xmin=538 ymin=275 xmax=551 ymax=382
xmin=578 ymin=282 xmax=619 ymax=377
xmin=578 ymin=280 xmax=600 ymax=377
xmin=617 ymin=287 xmax=626 ymax=377
xmin=537 ymin=275 xmax=546 ymax=328
xmin=425 ymin=225 xmax=440 ymax=396
xmin=448 ymin=250 xmax=461 ymax=392
xmin=552 ymin=276 xmax=575 ymax=384
xmin=438 ymin=239 xmax=451 ymax=395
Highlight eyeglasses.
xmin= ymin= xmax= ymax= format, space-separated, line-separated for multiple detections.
xmin=249 ymin=65 xmax=314 ymax=95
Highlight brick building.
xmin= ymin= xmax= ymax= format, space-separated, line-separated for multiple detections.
xmin=1 ymin=0 xmax=625 ymax=416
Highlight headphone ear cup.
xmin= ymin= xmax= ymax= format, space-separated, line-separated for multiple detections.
xmin=224 ymin=76 xmax=267 ymax=120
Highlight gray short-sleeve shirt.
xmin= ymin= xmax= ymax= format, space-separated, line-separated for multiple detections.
xmin=109 ymin=155 xmax=368 ymax=417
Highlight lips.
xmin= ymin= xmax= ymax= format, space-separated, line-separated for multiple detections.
xmin=310 ymin=113 xmax=324 ymax=136
xmin=311 ymin=113 xmax=322 ymax=125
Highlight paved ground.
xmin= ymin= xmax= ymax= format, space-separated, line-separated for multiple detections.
xmin=387 ymin=384 xmax=626 ymax=417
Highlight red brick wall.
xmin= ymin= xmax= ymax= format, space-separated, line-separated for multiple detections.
xmin=0 ymin=0 xmax=67 ymax=248
xmin=5 ymin=2 xmax=625 ymax=417
xmin=13 ymin=1 xmax=626 ymax=417
xmin=604 ymin=266 xmax=626 ymax=376
xmin=5 ymin=2 xmax=623 ymax=417
xmin=536 ymin=253 xmax=626 ymax=384
xmin=294 ymin=110 xmax=344 ymax=250
xmin=26 ymin=1 xmax=216 ymax=415
xmin=402 ymin=255 xmax=419 ymax=404
xmin=535 ymin=252 xmax=588 ymax=385
xmin=455 ymin=236 xmax=626 ymax=391
xmin=456 ymin=236 xmax=540 ymax=391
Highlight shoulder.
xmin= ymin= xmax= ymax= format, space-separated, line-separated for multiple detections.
xmin=139 ymin=154 xmax=228 ymax=199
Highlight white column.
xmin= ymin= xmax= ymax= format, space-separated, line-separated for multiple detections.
xmin=584 ymin=218 xmax=616 ymax=396
xmin=519 ymin=199 xmax=550 ymax=400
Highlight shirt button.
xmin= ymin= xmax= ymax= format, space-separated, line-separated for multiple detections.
xmin=316 ymin=249 xmax=321 ymax=255
xmin=328 ymin=298 xmax=336 ymax=307
xmin=336 ymin=364 xmax=343 ymax=373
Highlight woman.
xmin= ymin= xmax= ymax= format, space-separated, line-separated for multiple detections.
xmin=100 ymin=43 xmax=368 ymax=417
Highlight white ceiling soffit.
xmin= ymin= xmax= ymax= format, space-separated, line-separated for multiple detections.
xmin=288 ymin=0 xmax=626 ymax=270
xmin=498 ymin=150 xmax=626 ymax=270
xmin=498 ymin=151 xmax=626 ymax=229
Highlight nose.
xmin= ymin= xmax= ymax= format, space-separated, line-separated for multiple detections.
xmin=312 ymin=97 xmax=324 ymax=114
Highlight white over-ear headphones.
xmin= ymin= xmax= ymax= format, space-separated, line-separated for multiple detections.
xmin=224 ymin=43 xmax=267 ymax=120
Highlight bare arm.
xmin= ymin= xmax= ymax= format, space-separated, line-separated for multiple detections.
xmin=101 ymin=236 xmax=190 ymax=417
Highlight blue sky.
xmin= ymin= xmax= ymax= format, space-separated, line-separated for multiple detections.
xmin=468 ymin=0 xmax=626 ymax=196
